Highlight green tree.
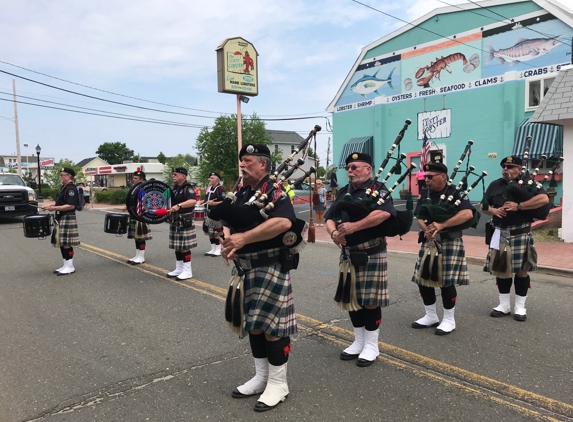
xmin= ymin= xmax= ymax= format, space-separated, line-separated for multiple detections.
xmin=43 ymin=159 xmax=85 ymax=187
xmin=195 ymin=113 xmax=272 ymax=189
xmin=157 ymin=152 xmax=168 ymax=164
xmin=96 ymin=142 xmax=134 ymax=165
xmin=161 ymin=154 xmax=194 ymax=184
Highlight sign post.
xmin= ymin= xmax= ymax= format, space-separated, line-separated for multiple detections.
xmin=216 ymin=37 xmax=259 ymax=166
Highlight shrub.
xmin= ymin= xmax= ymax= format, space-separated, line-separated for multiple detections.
xmin=94 ymin=188 xmax=128 ymax=205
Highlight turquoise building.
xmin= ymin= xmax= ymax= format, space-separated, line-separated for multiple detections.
xmin=327 ymin=0 xmax=571 ymax=202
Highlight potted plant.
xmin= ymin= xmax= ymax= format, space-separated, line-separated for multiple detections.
xmin=399 ymin=184 xmax=409 ymax=200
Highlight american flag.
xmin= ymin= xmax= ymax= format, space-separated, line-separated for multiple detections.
xmin=421 ymin=131 xmax=431 ymax=168
xmin=136 ymin=188 xmax=145 ymax=216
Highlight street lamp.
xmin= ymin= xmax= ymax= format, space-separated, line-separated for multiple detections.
xmin=35 ymin=144 xmax=42 ymax=201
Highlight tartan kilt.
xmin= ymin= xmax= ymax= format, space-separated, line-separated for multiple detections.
xmin=208 ymin=226 xmax=222 ymax=242
xmin=345 ymin=238 xmax=389 ymax=308
xmin=412 ymin=238 xmax=469 ymax=287
xmin=127 ymin=219 xmax=152 ymax=240
xmin=483 ymin=223 xmax=535 ymax=274
xmin=169 ymin=222 xmax=197 ymax=250
xmin=52 ymin=214 xmax=80 ymax=247
xmin=240 ymin=247 xmax=297 ymax=337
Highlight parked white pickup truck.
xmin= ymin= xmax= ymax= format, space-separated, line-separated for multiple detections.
xmin=0 ymin=173 xmax=39 ymax=217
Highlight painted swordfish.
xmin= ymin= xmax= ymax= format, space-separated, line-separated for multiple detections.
xmin=350 ymin=66 xmax=397 ymax=97
xmin=485 ymin=36 xmax=561 ymax=67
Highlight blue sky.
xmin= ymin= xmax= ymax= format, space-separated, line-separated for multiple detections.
xmin=0 ymin=0 xmax=465 ymax=167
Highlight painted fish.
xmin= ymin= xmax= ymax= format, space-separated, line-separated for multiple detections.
xmin=486 ymin=36 xmax=561 ymax=67
xmin=350 ymin=66 xmax=396 ymax=97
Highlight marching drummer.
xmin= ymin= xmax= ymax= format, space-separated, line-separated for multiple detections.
xmin=201 ymin=172 xmax=226 ymax=257
xmin=42 ymin=167 xmax=80 ymax=276
xmin=411 ymin=161 xmax=474 ymax=335
xmin=325 ymin=152 xmax=396 ymax=367
xmin=123 ymin=169 xmax=152 ymax=265
xmin=165 ymin=167 xmax=197 ymax=281
xmin=481 ymin=156 xmax=549 ymax=322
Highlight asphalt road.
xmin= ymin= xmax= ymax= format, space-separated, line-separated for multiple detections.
xmin=0 ymin=210 xmax=571 ymax=421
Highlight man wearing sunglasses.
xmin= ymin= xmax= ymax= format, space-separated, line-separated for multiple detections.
xmin=411 ymin=161 xmax=475 ymax=335
xmin=481 ymin=156 xmax=549 ymax=322
xmin=325 ymin=152 xmax=397 ymax=367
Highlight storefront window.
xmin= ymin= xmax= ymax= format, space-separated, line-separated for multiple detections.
xmin=526 ymin=77 xmax=555 ymax=109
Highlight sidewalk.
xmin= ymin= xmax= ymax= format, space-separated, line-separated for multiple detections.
xmin=311 ymin=220 xmax=573 ymax=276
xmin=42 ymin=199 xmax=573 ymax=275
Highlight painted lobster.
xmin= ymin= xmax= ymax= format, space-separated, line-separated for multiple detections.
xmin=415 ymin=53 xmax=468 ymax=86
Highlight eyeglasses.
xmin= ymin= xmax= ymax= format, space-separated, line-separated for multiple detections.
xmin=424 ymin=174 xmax=441 ymax=180
xmin=502 ymin=165 xmax=520 ymax=170
xmin=345 ymin=164 xmax=366 ymax=171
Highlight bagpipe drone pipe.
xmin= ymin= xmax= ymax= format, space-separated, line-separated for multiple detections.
xmin=331 ymin=119 xmax=417 ymax=238
xmin=417 ymin=140 xmax=488 ymax=233
xmin=501 ymin=136 xmax=564 ymax=220
xmin=204 ymin=125 xmax=321 ymax=252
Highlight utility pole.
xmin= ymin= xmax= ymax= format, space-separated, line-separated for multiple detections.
xmin=326 ymin=137 xmax=331 ymax=170
xmin=12 ymin=80 xmax=22 ymax=177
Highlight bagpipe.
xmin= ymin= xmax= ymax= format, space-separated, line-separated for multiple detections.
xmin=502 ymin=136 xmax=564 ymax=220
xmin=204 ymin=125 xmax=322 ymax=253
xmin=331 ymin=119 xmax=417 ymax=238
xmin=417 ymin=140 xmax=487 ymax=233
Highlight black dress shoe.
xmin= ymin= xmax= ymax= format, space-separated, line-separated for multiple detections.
xmin=231 ymin=388 xmax=256 ymax=398
xmin=356 ymin=358 xmax=375 ymax=367
xmin=130 ymin=261 xmax=143 ymax=265
xmin=411 ymin=321 xmax=439 ymax=329
xmin=56 ymin=271 xmax=75 ymax=276
xmin=340 ymin=351 xmax=360 ymax=360
xmin=204 ymin=252 xmax=214 ymax=256
xmin=254 ymin=396 xmax=287 ymax=412
xmin=434 ymin=328 xmax=454 ymax=336
xmin=514 ymin=314 xmax=526 ymax=321
xmin=490 ymin=309 xmax=510 ymax=317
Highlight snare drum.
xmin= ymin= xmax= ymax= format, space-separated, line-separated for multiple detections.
xmin=104 ymin=213 xmax=129 ymax=235
xmin=194 ymin=205 xmax=205 ymax=220
xmin=23 ymin=214 xmax=52 ymax=238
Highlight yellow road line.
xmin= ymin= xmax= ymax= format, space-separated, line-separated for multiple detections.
xmin=78 ymin=242 xmax=573 ymax=420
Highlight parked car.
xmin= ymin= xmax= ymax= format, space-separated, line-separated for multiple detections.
xmin=0 ymin=173 xmax=39 ymax=217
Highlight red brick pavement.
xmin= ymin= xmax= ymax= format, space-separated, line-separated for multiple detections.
xmin=311 ymin=222 xmax=573 ymax=275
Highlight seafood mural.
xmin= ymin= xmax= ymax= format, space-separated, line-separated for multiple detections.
xmin=485 ymin=36 xmax=561 ymax=67
xmin=350 ymin=66 xmax=397 ymax=97
xmin=333 ymin=13 xmax=572 ymax=108
xmin=415 ymin=53 xmax=471 ymax=86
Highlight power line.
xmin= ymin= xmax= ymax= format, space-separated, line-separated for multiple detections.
xmin=350 ymin=0 xmax=570 ymax=67
xmin=0 ymin=59 xmax=328 ymax=118
xmin=0 ymin=97 xmax=210 ymax=129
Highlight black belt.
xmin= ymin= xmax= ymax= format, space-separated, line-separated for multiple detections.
xmin=349 ymin=242 xmax=386 ymax=256
xmin=438 ymin=230 xmax=462 ymax=241
xmin=236 ymin=255 xmax=281 ymax=270
xmin=509 ymin=225 xmax=531 ymax=236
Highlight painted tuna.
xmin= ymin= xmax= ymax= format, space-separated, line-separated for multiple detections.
xmin=486 ymin=36 xmax=561 ymax=66
xmin=350 ymin=66 xmax=396 ymax=97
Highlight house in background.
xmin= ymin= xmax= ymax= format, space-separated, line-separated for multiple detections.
xmin=268 ymin=129 xmax=316 ymax=178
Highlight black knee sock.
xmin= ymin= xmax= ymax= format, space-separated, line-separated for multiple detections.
xmin=418 ymin=284 xmax=436 ymax=306
xmin=266 ymin=337 xmax=291 ymax=366
xmin=60 ymin=247 xmax=73 ymax=260
xmin=182 ymin=251 xmax=191 ymax=262
xmin=348 ymin=309 xmax=365 ymax=328
xmin=496 ymin=277 xmax=512 ymax=294
xmin=249 ymin=332 xmax=267 ymax=358
xmin=175 ymin=251 xmax=183 ymax=261
xmin=514 ymin=275 xmax=530 ymax=296
xmin=135 ymin=240 xmax=146 ymax=250
xmin=441 ymin=285 xmax=457 ymax=310
xmin=363 ymin=307 xmax=382 ymax=331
